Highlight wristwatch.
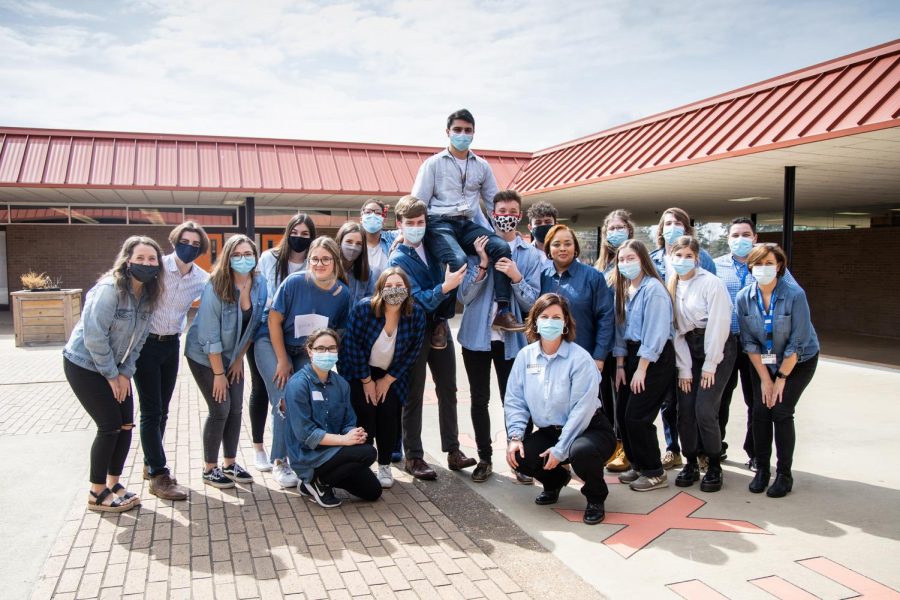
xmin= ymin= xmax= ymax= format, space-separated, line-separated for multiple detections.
xmin=775 ymin=370 xmax=787 ymax=379
xmin=508 ymin=434 xmax=523 ymax=442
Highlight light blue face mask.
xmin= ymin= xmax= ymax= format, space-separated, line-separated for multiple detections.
xmin=230 ymin=256 xmax=256 ymax=274
xmin=607 ymin=230 xmax=628 ymax=248
xmin=449 ymin=133 xmax=473 ymax=152
xmin=618 ymin=261 xmax=642 ymax=280
xmin=403 ymin=226 xmax=426 ymax=245
xmin=663 ymin=225 xmax=685 ymax=245
xmin=311 ymin=352 xmax=338 ymax=372
xmin=670 ymin=257 xmax=696 ymax=276
xmin=361 ymin=212 xmax=384 ymax=234
xmin=536 ymin=318 xmax=565 ymax=341
xmin=729 ymin=236 xmax=753 ymax=258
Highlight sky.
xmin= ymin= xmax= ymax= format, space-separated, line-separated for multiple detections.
xmin=1 ymin=0 xmax=898 ymax=151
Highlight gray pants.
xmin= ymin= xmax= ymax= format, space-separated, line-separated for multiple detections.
xmin=188 ymin=357 xmax=244 ymax=465
xmin=403 ymin=321 xmax=459 ymax=460
xmin=676 ymin=331 xmax=737 ymax=459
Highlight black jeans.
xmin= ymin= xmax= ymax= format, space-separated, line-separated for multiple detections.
xmin=246 ymin=343 xmax=269 ymax=445
xmin=316 ymin=445 xmax=382 ymax=501
xmin=616 ymin=341 xmax=676 ymax=477
xmin=187 ymin=358 xmax=243 ymax=465
xmin=462 ymin=342 xmax=514 ymax=463
xmin=349 ymin=367 xmax=401 ymax=465
xmin=720 ymin=335 xmax=756 ymax=459
xmin=424 ymin=215 xmax=513 ymax=305
xmin=133 ymin=336 xmax=180 ymax=475
xmin=660 ymin=384 xmax=680 ymax=454
xmin=600 ymin=353 xmax=618 ymax=436
xmin=750 ymin=354 xmax=818 ymax=475
xmin=513 ymin=411 xmax=616 ymax=504
xmin=64 ymin=358 xmax=134 ymax=485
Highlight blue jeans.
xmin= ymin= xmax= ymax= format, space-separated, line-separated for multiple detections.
xmin=253 ymin=336 xmax=309 ymax=462
xmin=424 ymin=215 xmax=513 ymax=304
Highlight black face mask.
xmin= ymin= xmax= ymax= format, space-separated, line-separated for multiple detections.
xmin=174 ymin=242 xmax=201 ymax=264
xmin=531 ymin=224 xmax=553 ymax=245
xmin=127 ymin=263 xmax=160 ymax=283
xmin=288 ymin=235 xmax=312 ymax=253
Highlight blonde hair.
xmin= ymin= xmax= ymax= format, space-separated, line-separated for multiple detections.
xmin=306 ymin=236 xmax=345 ymax=285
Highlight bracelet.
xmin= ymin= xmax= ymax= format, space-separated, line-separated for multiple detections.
xmin=478 ymin=265 xmax=488 ymax=271
xmin=616 ymin=365 xmax=625 ymax=370
xmin=214 ymin=371 xmax=225 ymax=376
xmin=362 ymin=378 xmax=372 ymax=383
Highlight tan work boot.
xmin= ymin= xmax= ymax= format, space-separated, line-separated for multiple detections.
xmin=662 ymin=450 xmax=684 ymax=470
xmin=605 ymin=441 xmax=631 ymax=472
xmin=149 ymin=471 xmax=189 ymax=501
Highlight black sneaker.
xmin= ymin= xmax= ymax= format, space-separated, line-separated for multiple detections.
xmin=222 ymin=463 xmax=254 ymax=484
xmin=203 ymin=466 xmax=236 ymax=489
xmin=299 ymin=479 xmax=342 ymax=508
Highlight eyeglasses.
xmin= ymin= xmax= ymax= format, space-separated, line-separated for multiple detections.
xmin=311 ymin=345 xmax=338 ymax=353
xmin=231 ymin=252 xmax=254 ymax=259
xmin=309 ymin=257 xmax=334 ymax=266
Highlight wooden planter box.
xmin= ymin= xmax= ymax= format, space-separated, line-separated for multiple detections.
xmin=11 ymin=289 xmax=82 ymax=347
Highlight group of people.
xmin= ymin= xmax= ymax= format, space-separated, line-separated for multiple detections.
xmin=62 ymin=109 xmax=819 ymax=524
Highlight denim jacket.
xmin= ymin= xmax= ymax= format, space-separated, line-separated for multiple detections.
xmin=63 ymin=277 xmax=153 ymax=379
xmin=184 ymin=274 xmax=267 ymax=369
xmin=736 ymin=278 xmax=820 ymax=371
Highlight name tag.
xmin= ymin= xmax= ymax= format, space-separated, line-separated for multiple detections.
xmin=526 ymin=363 xmax=543 ymax=375
xmin=761 ymin=353 xmax=777 ymax=365
xmin=294 ymin=313 xmax=329 ymax=338
xmin=311 ymin=391 xmax=324 ymax=402
xmin=456 ymin=202 xmax=469 ymax=213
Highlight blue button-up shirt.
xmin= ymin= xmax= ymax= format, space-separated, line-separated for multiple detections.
xmin=411 ymin=148 xmax=499 ymax=230
xmin=458 ymin=236 xmax=543 ymax=359
xmin=736 ymin=278 xmax=819 ymax=371
xmin=650 ymin=247 xmax=717 ymax=279
xmin=540 ymin=260 xmax=615 ymax=360
xmin=613 ymin=275 xmax=674 ymax=362
xmin=504 ymin=340 xmax=601 ymax=461
xmin=714 ymin=252 xmax=798 ymax=334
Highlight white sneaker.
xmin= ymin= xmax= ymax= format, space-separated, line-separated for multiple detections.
xmin=273 ymin=461 xmax=299 ymax=488
xmin=255 ymin=450 xmax=273 ymax=472
xmin=377 ymin=464 xmax=394 ymax=489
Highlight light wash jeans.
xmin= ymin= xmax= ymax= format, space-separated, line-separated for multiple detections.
xmin=253 ymin=336 xmax=309 ymax=462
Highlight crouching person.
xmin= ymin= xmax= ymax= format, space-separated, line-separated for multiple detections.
xmin=284 ymin=328 xmax=382 ymax=508
xmin=504 ymin=293 xmax=617 ymax=525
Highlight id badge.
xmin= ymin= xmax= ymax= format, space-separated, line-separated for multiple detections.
xmin=761 ymin=353 xmax=777 ymax=365
xmin=526 ymin=363 xmax=543 ymax=375
xmin=455 ymin=202 xmax=469 ymax=213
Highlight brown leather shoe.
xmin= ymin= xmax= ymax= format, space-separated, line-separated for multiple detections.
xmin=492 ymin=311 xmax=525 ymax=332
xmin=143 ymin=465 xmax=150 ymax=480
xmin=430 ymin=321 xmax=448 ymax=350
xmin=149 ymin=471 xmax=188 ymax=501
xmin=405 ymin=458 xmax=437 ymax=481
xmin=447 ymin=449 xmax=477 ymax=471
xmin=471 ymin=461 xmax=492 ymax=483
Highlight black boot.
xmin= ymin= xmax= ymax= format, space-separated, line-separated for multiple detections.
xmin=749 ymin=466 xmax=771 ymax=494
xmin=675 ymin=461 xmax=700 ymax=487
xmin=766 ymin=472 xmax=793 ymax=498
xmin=701 ymin=458 xmax=723 ymax=492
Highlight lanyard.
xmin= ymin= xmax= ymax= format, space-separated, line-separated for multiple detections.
xmin=452 ymin=154 xmax=469 ymax=197
xmin=755 ymin=284 xmax=777 ymax=353
xmin=735 ymin=259 xmax=748 ymax=288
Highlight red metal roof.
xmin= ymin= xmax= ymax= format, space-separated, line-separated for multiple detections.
xmin=0 ymin=128 xmax=531 ymax=195
xmin=513 ymin=39 xmax=900 ymax=194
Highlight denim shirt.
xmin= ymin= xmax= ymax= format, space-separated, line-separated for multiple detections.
xmin=458 ymin=236 xmax=543 ymax=359
xmin=736 ymin=278 xmax=819 ymax=371
xmin=284 ymin=365 xmax=356 ymax=482
xmin=504 ymin=341 xmax=601 ymax=461
xmin=184 ymin=274 xmax=267 ymax=369
xmin=613 ymin=275 xmax=675 ymax=362
xmin=650 ymin=246 xmax=717 ymax=279
xmin=714 ymin=252 xmax=798 ymax=334
xmin=63 ymin=277 xmax=153 ymax=379
xmin=411 ymin=148 xmax=498 ymax=230
xmin=345 ymin=269 xmax=376 ymax=306
xmin=388 ymin=244 xmax=449 ymax=315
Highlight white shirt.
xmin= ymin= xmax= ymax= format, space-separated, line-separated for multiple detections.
xmin=368 ymin=243 xmax=388 ymax=274
xmin=673 ymin=268 xmax=733 ymax=378
xmin=149 ymin=253 xmax=210 ymax=335
xmin=369 ymin=327 xmax=398 ymax=370
xmin=413 ymin=243 xmax=428 ymax=266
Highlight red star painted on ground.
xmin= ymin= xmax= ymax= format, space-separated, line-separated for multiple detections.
xmin=556 ymin=491 xmax=770 ymax=558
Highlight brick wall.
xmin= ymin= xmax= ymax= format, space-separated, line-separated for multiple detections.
xmin=758 ymin=227 xmax=900 ymax=339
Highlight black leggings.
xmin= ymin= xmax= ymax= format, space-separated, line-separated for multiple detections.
xmin=187 ymin=357 xmax=243 ymax=465
xmin=316 ymin=445 xmax=382 ymax=501
xmin=349 ymin=367 xmax=401 ymax=465
xmin=246 ymin=343 xmax=269 ymax=444
xmin=64 ymin=358 xmax=134 ymax=485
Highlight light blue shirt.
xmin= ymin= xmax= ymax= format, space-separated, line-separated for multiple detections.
xmin=613 ymin=276 xmax=674 ymax=362
xmin=714 ymin=252 xmax=797 ymax=334
xmin=345 ymin=269 xmax=375 ymax=305
xmin=504 ymin=341 xmax=601 ymax=461
xmin=411 ymin=148 xmax=499 ymax=230
xmin=457 ymin=236 xmax=543 ymax=359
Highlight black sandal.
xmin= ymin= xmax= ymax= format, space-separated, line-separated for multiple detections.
xmin=111 ymin=483 xmax=141 ymax=505
xmin=87 ymin=488 xmax=132 ymax=513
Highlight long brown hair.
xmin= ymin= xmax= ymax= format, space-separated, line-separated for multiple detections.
xmin=595 ymin=209 xmax=635 ymax=272
xmin=655 ymin=207 xmax=696 ymax=249
xmin=274 ymin=213 xmax=316 ymax=286
xmin=665 ymin=236 xmax=700 ymax=329
xmin=612 ymin=240 xmax=666 ymax=324
xmin=101 ymin=235 xmax=164 ymax=310
xmin=370 ymin=267 xmax=414 ymax=318
xmin=336 ymin=221 xmax=370 ymax=285
xmin=524 ymin=293 xmax=576 ymax=344
xmin=210 ymin=234 xmax=258 ymax=304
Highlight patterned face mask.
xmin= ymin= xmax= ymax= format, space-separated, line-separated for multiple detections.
xmin=382 ymin=286 xmax=409 ymax=305
xmin=492 ymin=213 xmax=521 ymax=233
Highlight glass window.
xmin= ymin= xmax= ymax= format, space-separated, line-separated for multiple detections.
xmin=9 ymin=205 xmax=69 ymax=223
xmin=0 ymin=205 xmax=7 ymax=223
xmin=71 ymin=206 xmax=128 ymax=224
xmin=184 ymin=207 xmax=238 ymax=227
xmin=256 ymin=208 xmax=299 ymax=228
xmin=129 ymin=207 xmax=184 ymax=225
